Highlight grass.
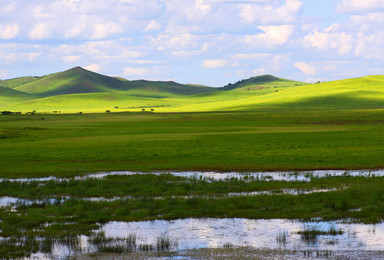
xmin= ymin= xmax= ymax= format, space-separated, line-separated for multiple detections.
xmin=2 ymin=74 xmax=384 ymax=257
xmin=1 ymin=110 xmax=384 ymax=177
xmin=3 ymin=68 xmax=384 ymax=113
xmin=0 ymin=173 xmax=384 ymax=257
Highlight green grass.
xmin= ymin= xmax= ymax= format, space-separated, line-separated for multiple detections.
xmin=0 ymin=76 xmax=39 ymax=89
xmin=1 ymin=109 xmax=384 ymax=177
xmin=3 ymin=68 xmax=384 ymax=113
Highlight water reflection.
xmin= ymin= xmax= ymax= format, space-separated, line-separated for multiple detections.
xmin=0 ymin=188 xmax=339 ymax=208
xmin=22 ymin=218 xmax=384 ymax=259
xmin=2 ymin=169 xmax=384 ymax=183
xmin=100 ymin=219 xmax=384 ymax=251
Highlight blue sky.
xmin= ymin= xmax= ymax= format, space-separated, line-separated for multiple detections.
xmin=0 ymin=0 xmax=384 ymax=87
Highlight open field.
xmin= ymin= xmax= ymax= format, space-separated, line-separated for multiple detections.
xmin=1 ymin=109 xmax=384 ymax=177
xmin=2 ymin=69 xmax=384 ymax=258
xmin=2 ymin=110 xmax=384 ymax=258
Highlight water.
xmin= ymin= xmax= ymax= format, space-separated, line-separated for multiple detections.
xmin=27 ymin=218 xmax=384 ymax=259
xmin=99 ymin=218 xmax=384 ymax=251
xmin=0 ymin=196 xmax=67 ymax=207
xmin=1 ymin=169 xmax=383 ymax=183
xmin=0 ymin=188 xmax=339 ymax=208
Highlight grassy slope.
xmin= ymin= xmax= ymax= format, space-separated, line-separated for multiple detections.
xmin=14 ymin=67 xmax=123 ymax=96
xmin=0 ymin=86 xmax=35 ymax=107
xmin=4 ymin=72 xmax=384 ymax=113
xmin=122 ymin=80 xmax=216 ymax=96
xmin=4 ymin=92 xmax=185 ymax=113
xmin=0 ymin=76 xmax=40 ymax=88
xmin=163 ymin=75 xmax=384 ymax=112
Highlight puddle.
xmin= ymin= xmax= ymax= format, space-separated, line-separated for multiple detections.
xmin=24 ymin=218 xmax=384 ymax=259
xmin=0 ymin=196 xmax=67 ymax=207
xmin=86 ymin=170 xmax=384 ymax=182
xmin=99 ymin=218 xmax=384 ymax=251
xmin=1 ymin=169 xmax=383 ymax=183
xmin=0 ymin=188 xmax=339 ymax=208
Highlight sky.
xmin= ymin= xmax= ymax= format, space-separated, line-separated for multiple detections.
xmin=0 ymin=0 xmax=384 ymax=87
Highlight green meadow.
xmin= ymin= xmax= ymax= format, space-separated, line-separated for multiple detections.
xmin=1 ymin=109 xmax=384 ymax=177
xmin=2 ymin=67 xmax=384 ymax=258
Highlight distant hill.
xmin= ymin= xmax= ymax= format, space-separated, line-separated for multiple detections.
xmin=14 ymin=67 xmax=124 ymax=97
xmin=122 ymin=80 xmax=216 ymax=96
xmin=14 ymin=67 xmax=216 ymax=97
xmin=0 ymin=77 xmax=40 ymax=89
xmin=221 ymin=74 xmax=306 ymax=91
xmin=4 ymin=67 xmax=384 ymax=113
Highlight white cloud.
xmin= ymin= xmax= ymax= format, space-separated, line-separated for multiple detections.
xmin=151 ymin=33 xmax=199 ymax=51
xmin=84 ymin=64 xmax=101 ymax=72
xmin=0 ymin=3 xmax=16 ymax=15
xmin=303 ymin=30 xmax=353 ymax=55
xmin=61 ymin=55 xmax=81 ymax=63
xmin=0 ymin=24 xmax=19 ymax=39
xmin=232 ymin=53 xmax=271 ymax=60
xmin=202 ymin=59 xmax=227 ymax=69
xmin=337 ymin=0 xmax=384 ymax=13
xmin=123 ymin=67 xmax=151 ymax=76
xmin=145 ymin=20 xmax=161 ymax=32
xmin=123 ymin=66 xmax=166 ymax=78
xmin=294 ymin=62 xmax=317 ymax=75
xmin=29 ymin=23 xmax=50 ymax=40
xmin=253 ymin=68 xmax=267 ymax=75
xmin=0 ymin=69 xmax=9 ymax=78
xmin=243 ymin=25 xmax=294 ymax=48
xmin=239 ymin=0 xmax=303 ymax=24
xmin=92 ymin=23 xmax=122 ymax=39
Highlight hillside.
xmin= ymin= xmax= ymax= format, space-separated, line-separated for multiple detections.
xmin=13 ymin=67 xmax=216 ymax=98
xmin=0 ymin=77 xmax=40 ymax=89
xmin=122 ymin=80 xmax=216 ymax=97
xmin=221 ymin=75 xmax=306 ymax=91
xmin=14 ymin=67 xmax=124 ymax=96
xmin=179 ymin=75 xmax=384 ymax=111
xmin=0 ymin=86 xmax=35 ymax=106
xmin=3 ymin=67 xmax=384 ymax=113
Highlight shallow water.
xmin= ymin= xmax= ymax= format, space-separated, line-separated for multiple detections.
xmin=1 ymin=169 xmax=384 ymax=183
xmin=0 ymin=188 xmax=339 ymax=208
xmin=0 ymin=196 xmax=66 ymax=207
xmin=99 ymin=218 xmax=384 ymax=251
xmin=26 ymin=218 xmax=384 ymax=259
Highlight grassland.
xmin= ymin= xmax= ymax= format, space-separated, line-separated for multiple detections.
xmin=1 ymin=109 xmax=384 ymax=258
xmin=1 ymin=109 xmax=384 ymax=177
xmin=2 ymin=68 xmax=384 ymax=258
xmin=3 ymin=67 xmax=384 ymax=113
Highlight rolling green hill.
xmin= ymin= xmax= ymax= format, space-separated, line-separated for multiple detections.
xmin=13 ymin=67 xmax=216 ymax=98
xmin=221 ymin=74 xmax=307 ymax=91
xmin=0 ymin=76 xmax=40 ymax=89
xmin=182 ymin=75 xmax=384 ymax=111
xmin=3 ymin=67 xmax=384 ymax=113
xmin=0 ymin=86 xmax=35 ymax=107
xmin=14 ymin=67 xmax=124 ymax=96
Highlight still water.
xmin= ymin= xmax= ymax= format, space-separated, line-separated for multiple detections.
xmin=29 ymin=218 xmax=384 ymax=259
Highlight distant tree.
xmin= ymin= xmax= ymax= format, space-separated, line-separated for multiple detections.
xmin=142 ymin=109 xmax=145 ymax=112
xmin=1 ymin=111 xmax=12 ymax=115
xmin=114 ymin=106 xmax=119 ymax=109
xmin=150 ymin=109 xmax=154 ymax=112
xmin=106 ymin=110 xmax=111 ymax=113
